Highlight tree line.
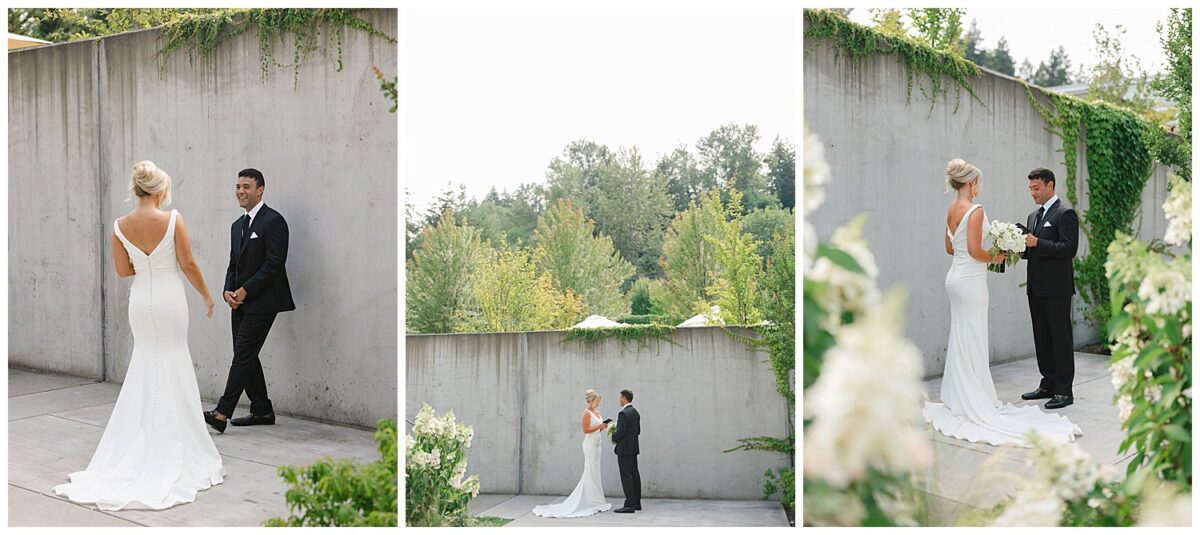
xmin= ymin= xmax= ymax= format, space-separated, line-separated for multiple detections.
xmin=406 ymin=124 xmax=795 ymax=333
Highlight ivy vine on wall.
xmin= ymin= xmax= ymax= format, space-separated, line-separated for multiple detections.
xmin=158 ymin=8 xmax=396 ymax=89
xmin=803 ymin=8 xmax=983 ymax=114
xmin=561 ymin=324 xmax=680 ymax=350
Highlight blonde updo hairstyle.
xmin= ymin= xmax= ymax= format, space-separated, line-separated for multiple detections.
xmin=585 ymin=389 xmax=601 ymax=405
xmin=129 ymin=160 xmax=172 ymax=207
xmin=945 ymin=158 xmax=982 ymax=194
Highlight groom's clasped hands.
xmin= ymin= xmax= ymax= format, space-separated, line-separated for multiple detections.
xmin=222 ymin=288 xmax=247 ymax=310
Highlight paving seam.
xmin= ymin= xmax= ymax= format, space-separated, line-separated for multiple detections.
xmin=7 ymin=483 xmax=150 ymax=527
xmin=8 ymin=382 xmax=106 ymax=398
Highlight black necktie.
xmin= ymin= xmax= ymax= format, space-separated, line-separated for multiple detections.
xmin=1034 ymin=206 xmax=1045 ymax=232
xmin=241 ymin=214 xmax=251 ymax=244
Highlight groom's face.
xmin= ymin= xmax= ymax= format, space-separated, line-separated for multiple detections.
xmin=1029 ymin=179 xmax=1052 ymax=205
xmin=236 ymin=177 xmax=264 ymax=210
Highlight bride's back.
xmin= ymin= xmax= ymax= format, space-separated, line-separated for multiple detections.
xmin=117 ymin=210 xmax=172 ymax=255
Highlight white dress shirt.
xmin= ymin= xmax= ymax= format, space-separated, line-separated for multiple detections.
xmin=245 ymin=200 xmax=265 ymax=226
xmin=1039 ymin=195 xmax=1059 ymax=216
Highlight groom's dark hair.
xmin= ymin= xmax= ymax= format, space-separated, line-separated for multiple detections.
xmin=238 ymin=168 xmax=265 ymax=188
xmin=1028 ymin=167 xmax=1055 ymax=187
xmin=620 ymin=389 xmax=634 ymax=402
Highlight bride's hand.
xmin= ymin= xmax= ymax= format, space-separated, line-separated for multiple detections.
xmin=992 ymin=252 xmax=1007 ymax=264
xmin=204 ymin=296 xmax=215 ymax=318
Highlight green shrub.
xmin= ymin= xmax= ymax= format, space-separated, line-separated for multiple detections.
xmin=264 ymin=418 xmax=397 ymax=527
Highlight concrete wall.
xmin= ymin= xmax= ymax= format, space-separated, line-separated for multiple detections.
xmin=803 ymin=32 xmax=1175 ymax=379
xmin=9 ymin=9 xmax=398 ymax=427
xmin=406 ymin=327 xmax=792 ymax=500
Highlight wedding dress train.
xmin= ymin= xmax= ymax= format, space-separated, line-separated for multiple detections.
xmin=55 ymin=210 xmax=224 ymax=510
xmin=923 ymin=204 xmax=1082 ymax=447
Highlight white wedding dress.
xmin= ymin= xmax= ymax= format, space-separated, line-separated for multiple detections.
xmin=55 ymin=210 xmax=225 ymax=510
xmin=532 ymin=411 xmax=612 ymax=518
xmin=923 ymin=204 xmax=1082 ymax=447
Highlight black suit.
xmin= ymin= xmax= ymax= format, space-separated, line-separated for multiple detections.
xmin=217 ymin=203 xmax=295 ymax=417
xmin=612 ymin=404 xmax=641 ymax=509
xmin=1019 ymin=198 xmax=1079 ymax=396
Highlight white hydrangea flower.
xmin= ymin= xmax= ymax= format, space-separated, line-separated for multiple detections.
xmin=807 ymin=257 xmax=881 ymax=330
xmin=803 ymin=126 xmax=830 ymax=217
xmin=412 ymin=403 xmax=435 ymax=435
xmin=1027 ymin=432 xmax=1101 ymax=502
xmin=449 ymin=460 xmax=467 ymax=489
xmin=993 ymin=483 xmax=1065 ymax=527
xmin=1109 ymin=355 xmax=1137 ymax=391
xmin=1162 ymin=174 xmax=1191 ymax=248
xmin=803 ymin=221 xmax=818 ymax=271
xmin=828 ymin=214 xmax=879 ymax=278
xmin=1118 ymin=394 xmax=1134 ymax=423
xmin=1135 ymin=484 xmax=1191 ymax=527
xmin=461 ymin=426 xmax=474 ymax=448
xmin=1138 ymin=260 xmax=1190 ymax=316
xmin=807 ymin=214 xmax=882 ymax=331
xmin=409 ymin=450 xmax=436 ymax=469
xmin=441 ymin=410 xmax=457 ymax=438
xmin=1112 ymin=321 xmax=1146 ymax=354
xmin=405 ymin=434 xmax=414 ymax=456
xmin=803 ymin=290 xmax=930 ymax=488
xmin=1145 ymin=383 xmax=1164 ymax=404
xmin=462 ymin=475 xmax=481 ymax=498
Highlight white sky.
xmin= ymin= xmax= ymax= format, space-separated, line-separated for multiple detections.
xmin=847 ymin=8 xmax=1173 ymax=78
xmin=403 ymin=7 xmax=798 ymax=212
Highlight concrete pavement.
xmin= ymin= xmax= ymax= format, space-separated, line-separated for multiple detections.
xmin=8 ymin=367 xmax=382 ymax=527
xmin=918 ymin=352 xmax=1132 ymax=526
xmin=467 ymin=493 xmax=789 ymax=527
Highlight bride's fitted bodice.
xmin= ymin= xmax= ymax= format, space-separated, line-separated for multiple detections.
xmin=583 ymin=411 xmax=602 ymax=445
xmin=947 ymin=204 xmax=987 ymax=278
xmin=115 ymin=210 xmax=181 ymax=276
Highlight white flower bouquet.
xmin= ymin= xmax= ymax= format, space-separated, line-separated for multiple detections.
xmin=985 ymin=220 xmax=1026 ymax=273
xmin=608 ymin=422 xmax=618 ymax=443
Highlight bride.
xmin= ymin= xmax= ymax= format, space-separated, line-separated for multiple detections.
xmin=532 ymin=389 xmax=612 ymax=518
xmin=923 ymin=159 xmax=1082 ymax=447
xmin=54 ymin=161 xmax=225 ymax=510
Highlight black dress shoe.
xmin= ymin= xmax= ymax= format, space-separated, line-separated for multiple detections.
xmin=1045 ymin=395 xmax=1074 ymax=409
xmin=634 ymin=505 xmax=642 ymax=510
xmin=231 ymin=412 xmax=276 ymax=426
xmin=204 ymin=410 xmax=227 ymax=433
xmin=614 ymin=507 xmax=635 ymax=513
xmin=1021 ymin=388 xmax=1054 ymax=400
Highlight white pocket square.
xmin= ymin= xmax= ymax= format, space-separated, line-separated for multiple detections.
xmin=1043 ymin=221 xmax=1052 ymax=228
xmin=251 ymin=232 xmax=260 ymax=239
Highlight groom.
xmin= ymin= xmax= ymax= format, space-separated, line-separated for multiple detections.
xmin=612 ymin=389 xmax=642 ymax=513
xmin=1019 ymin=167 xmax=1079 ymax=410
xmin=205 ymin=168 xmax=295 ymax=433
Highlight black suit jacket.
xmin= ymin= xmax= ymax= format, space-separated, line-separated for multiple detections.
xmin=612 ymin=404 xmax=640 ymax=456
xmin=226 ymin=204 xmax=296 ymax=314
xmin=1019 ymin=199 xmax=1079 ymax=297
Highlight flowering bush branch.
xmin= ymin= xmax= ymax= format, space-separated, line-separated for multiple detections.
xmin=405 ymin=403 xmax=481 ymax=527
xmin=802 ymin=125 xmax=931 ymax=526
xmin=1105 ymin=173 xmax=1191 ymax=488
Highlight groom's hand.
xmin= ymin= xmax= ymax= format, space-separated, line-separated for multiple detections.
xmin=233 ymin=287 xmax=247 ymax=304
xmin=223 ymin=290 xmax=240 ymax=309
xmin=1025 ymin=234 xmax=1038 ymax=248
